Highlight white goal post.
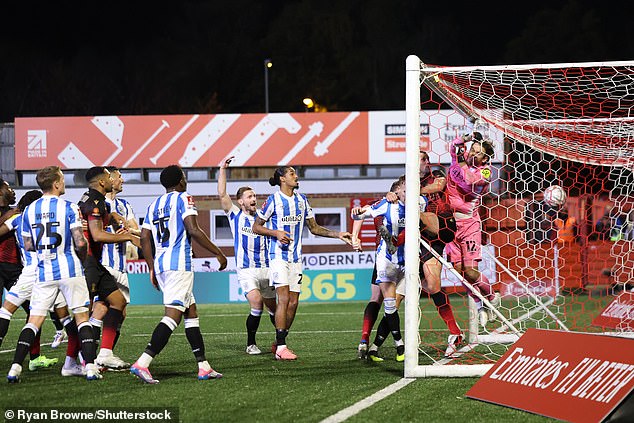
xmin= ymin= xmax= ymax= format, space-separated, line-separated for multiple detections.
xmin=402 ymin=55 xmax=634 ymax=378
xmin=403 ymin=55 xmax=493 ymax=377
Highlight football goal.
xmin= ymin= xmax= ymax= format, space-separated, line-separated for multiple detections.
xmin=403 ymin=55 xmax=634 ymax=378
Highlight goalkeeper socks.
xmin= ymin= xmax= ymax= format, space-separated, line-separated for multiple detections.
xmin=431 ymin=292 xmax=461 ymax=335
xmin=475 ymin=273 xmax=493 ymax=298
xmin=78 ymin=322 xmax=97 ymax=364
xmin=101 ymin=308 xmax=123 ymax=350
xmin=361 ymin=301 xmax=381 ymax=343
xmin=275 ymin=329 xmax=288 ymax=347
xmin=0 ymin=307 xmax=13 ymax=346
xmin=185 ymin=318 xmax=206 ymax=362
xmin=246 ymin=309 xmax=262 ymax=346
xmin=13 ymin=323 xmax=38 ymax=366
xmin=50 ymin=311 xmax=64 ymax=331
xmin=29 ymin=330 xmax=41 ymax=360
xmin=145 ymin=316 xmax=178 ymax=357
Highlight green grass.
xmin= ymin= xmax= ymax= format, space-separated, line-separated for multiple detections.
xmin=0 ymin=300 xmax=585 ymax=423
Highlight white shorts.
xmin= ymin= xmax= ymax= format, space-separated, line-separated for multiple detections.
xmin=106 ymin=266 xmax=130 ymax=304
xmin=269 ymin=259 xmax=303 ymax=293
xmin=5 ymin=264 xmax=37 ymax=307
xmin=237 ymin=267 xmax=276 ymax=299
xmin=375 ymin=256 xmax=406 ymax=296
xmin=157 ymin=270 xmax=195 ymax=312
xmin=5 ymin=265 xmax=68 ymax=310
xmin=30 ymin=276 xmax=91 ymax=316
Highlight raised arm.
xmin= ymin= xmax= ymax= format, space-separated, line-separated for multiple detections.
xmin=217 ymin=156 xmax=235 ymax=213
xmin=183 ymin=214 xmax=227 ymax=270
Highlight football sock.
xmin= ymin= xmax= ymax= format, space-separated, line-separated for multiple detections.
xmin=78 ymin=322 xmax=97 ymax=364
xmin=113 ymin=316 xmax=125 ymax=349
xmin=383 ymin=297 xmax=402 ymax=342
xmin=275 ymin=329 xmax=288 ymax=347
xmin=246 ymin=309 xmax=262 ymax=346
xmin=89 ymin=317 xmax=103 ymax=345
xmin=29 ymin=330 xmax=41 ymax=360
xmin=361 ymin=301 xmax=381 ymax=343
xmin=373 ymin=316 xmax=389 ymax=347
xmin=63 ymin=318 xmax=80 ymax=358
xmin=14 ymin=323 xmax=38 ymax=365
xmin=145 ymin=316 xmax=178 ymax=357
xmin=50 ymin=311 xmax=64 ymax=331
xmin=269 ymin=311 xmax=276 ymax=327
xmin=184 ymin=318 xmax=206 ymax=362
xmin=475 ymin=273 xmax=493 ymax=298
xmin=101 ymin=308 xmax=123 ymax=350
xmin=0 ymin=307 xmax=13 ymax=347
xmin=431 ymin=292 xmax=461 ymax=335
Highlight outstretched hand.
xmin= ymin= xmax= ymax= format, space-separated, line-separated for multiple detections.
xmin=339 ymin=231 xmax=353 ymax=246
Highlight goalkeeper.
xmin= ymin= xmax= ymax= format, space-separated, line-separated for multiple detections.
xmin=445 ymin=132 xmax=499 ymax=327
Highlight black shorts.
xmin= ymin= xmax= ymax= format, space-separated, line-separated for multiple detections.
xmin=0 ymin=262 xmax=23 ymax=292
xmin=420 ymin=212 xmax=456 ymax=263
xmin=84 ymin=255 xmax=119 ymax=302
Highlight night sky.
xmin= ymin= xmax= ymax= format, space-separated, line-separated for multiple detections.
xmin=1 ymin=0 xmax=631 ymax=122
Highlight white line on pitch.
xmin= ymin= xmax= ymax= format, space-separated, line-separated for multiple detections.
xmin=319 ymin=378 xmax=416 ymax=423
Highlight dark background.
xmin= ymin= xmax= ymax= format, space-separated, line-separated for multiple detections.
xmin=0 ymin=0 xmax=632 ymax=122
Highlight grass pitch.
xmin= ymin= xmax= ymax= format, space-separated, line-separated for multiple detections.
xmin=0 ymin=301 xmax=559 ymax=422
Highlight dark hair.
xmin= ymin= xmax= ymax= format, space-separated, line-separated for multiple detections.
xmin=36 ymin=166 xmax=62 ymax=191
xmin=17 ymin=190 xmax=42 ymax=211
xmin=106 ymin=166 xmax=119 ymax=173
xmin=85 ymin=166 xmax=108 ymax=183
xmin=160 ymin=165 xmax=184 ymax=188
xmin=477 ymin=139 xmax=495 ymax=161
xmin=390 ymin=180 xmax=400 ymax=192
xmin=420 ymin=151 xmax=430 ymax=162
xmin=236 ymin=186 xmax=254 ymax=200
xmin=269 ymin=166 xmax=290 ymax=187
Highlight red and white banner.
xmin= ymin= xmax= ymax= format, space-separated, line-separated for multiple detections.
xmin=14 ymin=111 xmax=504 ymax=170
xmin=592 ymin=291 xmax=634 ymax=330
xmin=467 ymin=328 xmax=634 ymax=423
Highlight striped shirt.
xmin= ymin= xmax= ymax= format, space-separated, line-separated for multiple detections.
xmin=101 ymin=197 xmax=135 ymax=272
xmin=367 ymin=198 xmax=406 ymax=264
xmin=142 ymin=191 xmax=197 ymax=273
xmin=4 ymin=213 xmax=37 ymax=267
xmin=227 ymin=204 xmax=268 ymax=269
xmin=21 ymin=195 xmax=84 ymax=281
xmin=257 ymin=190 xmax=314 ymax=263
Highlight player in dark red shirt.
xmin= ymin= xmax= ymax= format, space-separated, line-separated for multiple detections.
xmin=0 ymin=178 xmax=20 ymax=291
xmin=78 ymin=166 xmax=139 ymax=370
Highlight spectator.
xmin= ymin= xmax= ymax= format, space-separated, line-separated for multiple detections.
xmin=554 ymin=208 xmax=577 ymax=246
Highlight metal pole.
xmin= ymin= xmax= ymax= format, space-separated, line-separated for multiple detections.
xmin=264 ymin=59 xmax=271 ymax=114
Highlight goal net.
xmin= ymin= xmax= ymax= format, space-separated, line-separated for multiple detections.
xmin=403 ymin=56 xmax=634 ymax=377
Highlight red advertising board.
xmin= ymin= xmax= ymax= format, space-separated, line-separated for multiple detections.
xmin=467 ymin=328 xmax=634 ymax=422
xmin=592 ymin=291 xmax=634 ymax=331
xmin=15 ymin=112 xmax=369 ymax=170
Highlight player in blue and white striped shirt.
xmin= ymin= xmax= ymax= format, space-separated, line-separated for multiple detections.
xmin=253 ymin=166 xmax=352 ymax=360
xmin=7 ymin=166 xmax=100 ymax=382
xmin=351 ymin=175 xmax=406 ymax=362
xmin=218 ymin=157 xmax=276 ymax=355
xmin=131 ymin=165 xmax=227 ymax=384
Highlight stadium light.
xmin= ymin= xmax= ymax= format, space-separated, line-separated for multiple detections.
xmin=303 ymin=97 xmax=314 ymax=111
xmin=264 ymin=59 xmax=272 ymax=114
